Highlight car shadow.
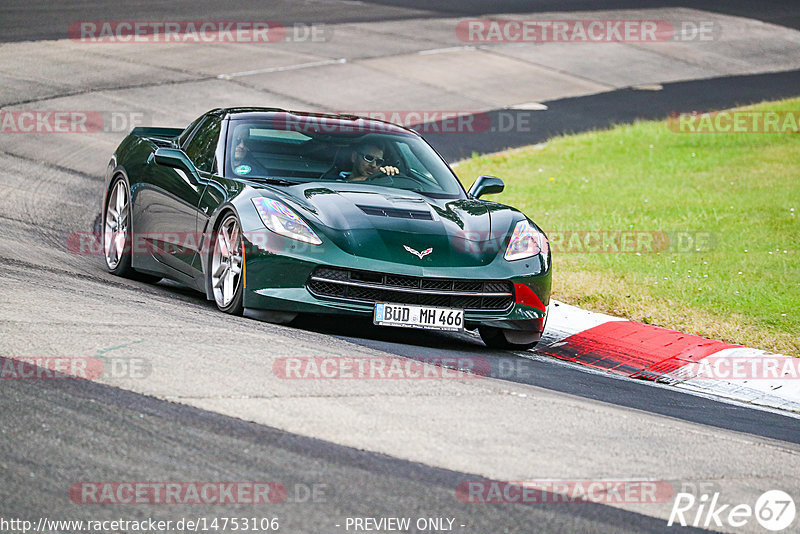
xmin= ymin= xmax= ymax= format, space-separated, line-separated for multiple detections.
xmin=290 ymin=313 xmax=488 ymax=352
xmin=152 ymin=277 xmax=488 ymax=352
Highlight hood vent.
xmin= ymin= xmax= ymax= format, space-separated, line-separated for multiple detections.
xmin=357 ymin=205 xmax=433 ymax=220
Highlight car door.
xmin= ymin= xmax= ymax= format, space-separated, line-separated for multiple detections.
xmin=145 ymin=114 xmax=222 ymax=283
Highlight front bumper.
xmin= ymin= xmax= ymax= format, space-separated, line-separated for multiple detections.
xmin=240 ymin=232 xmax=551 ymax=332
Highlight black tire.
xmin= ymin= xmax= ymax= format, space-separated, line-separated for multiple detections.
xmin=209 ymin=212 xmax=244 ymax=315
xmin=479 ymin=326 xmax=540 ymax=350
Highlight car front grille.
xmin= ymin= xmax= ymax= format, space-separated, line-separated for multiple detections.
xmin=307 ymin=267 xmax=514 ymax=311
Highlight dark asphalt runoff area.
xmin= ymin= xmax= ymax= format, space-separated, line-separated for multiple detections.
xmin=1 ymin=374 xmax=712 ymax=534
xmin=424 ymin=69 xmax=800 ymax=161
xmin=1 ymin=0 xmax=798 ymax=42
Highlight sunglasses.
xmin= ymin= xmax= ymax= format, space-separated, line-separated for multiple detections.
xmin=360 ymin=152 xmax=385 ymax=166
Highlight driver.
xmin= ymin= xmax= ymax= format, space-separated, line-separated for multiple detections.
xmin=342 ymin=142 xmax=399 ymax=182
xmin=230 ymin=126 xmax=266 ymax=176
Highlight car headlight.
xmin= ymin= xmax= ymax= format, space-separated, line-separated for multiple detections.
xmin=252 ymin=197 xmax=322 ymax=245
xmin=504 ymin=220 xmax=548 ymax=262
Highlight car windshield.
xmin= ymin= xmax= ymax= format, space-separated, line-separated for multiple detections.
xmin=224 ymin=117 xmax=465 ymax=198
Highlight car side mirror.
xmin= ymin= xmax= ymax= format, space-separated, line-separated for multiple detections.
xmin=468 ymin=175 xmax=505 ymax=199
xmin=154 ymin=147 xmax=196 ymax=174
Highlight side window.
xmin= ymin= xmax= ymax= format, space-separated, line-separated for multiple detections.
xmin=184 ymin=116 xmax=221 ymax=173
xmin=177 ymin=115 xmax=204 ymax=148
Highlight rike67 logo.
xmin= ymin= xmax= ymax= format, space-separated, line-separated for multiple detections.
xmin=668 ymin=490 xmax=796 ymax=531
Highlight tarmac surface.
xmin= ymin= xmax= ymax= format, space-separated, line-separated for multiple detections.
xmin=1 ymin=2 xmax=799 ymax=532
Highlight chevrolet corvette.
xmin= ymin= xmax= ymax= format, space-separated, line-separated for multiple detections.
xmin=102 ymin=108 xmax=551 ymax=349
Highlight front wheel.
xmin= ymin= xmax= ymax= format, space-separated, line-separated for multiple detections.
xmin=479 ymin=326 xmax=540 ymax=350
xmin=210 ymin=213 xmax=244 ymax=315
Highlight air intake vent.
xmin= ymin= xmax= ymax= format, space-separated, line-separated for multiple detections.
xmin=307 ymin=267 xmax=514 ymax=312
xmin=357 ymin=205 xmax=433 ymax=220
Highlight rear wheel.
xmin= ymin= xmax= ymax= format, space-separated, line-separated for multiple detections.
xmin=103 ymin=178 xmax=160 ymax=283
xmin=210 ymin=213 xmax=244 ymax=315
xmin=103 ymin=179 xmax=132 ymax=275
xmin=479 ymin=326 xmax=540 ymax=350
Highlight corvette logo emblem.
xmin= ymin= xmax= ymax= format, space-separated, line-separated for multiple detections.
xmin=403 ymin=245 xmax=433 ymax=259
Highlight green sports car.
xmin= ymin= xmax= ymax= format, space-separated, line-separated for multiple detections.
xmin=102 ymin=108 xmax=551 ymax=349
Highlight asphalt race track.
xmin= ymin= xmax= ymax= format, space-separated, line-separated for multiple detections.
xmin=1 ymin=2 xmax=799 ymax=533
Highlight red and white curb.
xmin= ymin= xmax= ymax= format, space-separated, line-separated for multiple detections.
xmin=533 ymin=301 xmax=800 ymax=413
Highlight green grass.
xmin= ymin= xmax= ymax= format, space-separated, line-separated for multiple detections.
xmin=454 ymin=98 xmax=800 ymax=355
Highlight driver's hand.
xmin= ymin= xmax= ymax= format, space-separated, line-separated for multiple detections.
xmin=379 ymin=166 xmax=399 ymax=176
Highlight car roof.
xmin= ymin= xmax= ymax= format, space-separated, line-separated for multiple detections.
xmin=217 ymin=107 xmax=416 ymax=137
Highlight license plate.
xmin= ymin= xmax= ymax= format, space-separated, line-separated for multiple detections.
xmin=373 ymin=303 xmax=464 ymax=332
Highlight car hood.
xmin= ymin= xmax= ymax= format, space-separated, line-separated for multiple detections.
xmin=271 ymin=183 xmax=521 ymax=267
